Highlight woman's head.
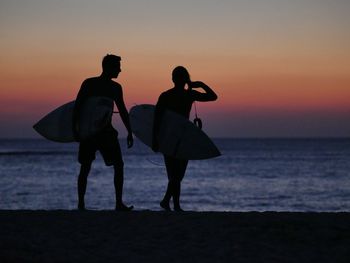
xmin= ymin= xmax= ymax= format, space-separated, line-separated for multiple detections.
xmin=172 ymin=66 xmax=190 ymax=85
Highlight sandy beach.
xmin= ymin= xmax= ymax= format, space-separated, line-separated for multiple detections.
xmin=0 ymin=211 xmax=349 ymax=262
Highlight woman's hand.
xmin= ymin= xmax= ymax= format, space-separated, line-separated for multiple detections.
xmin=127 ymin=133 xmax=134 ymax=148
xmin=188 ymin=81 xmax=218 ymax=101
xmin=188 ymin=81 xmax=204 ymax=90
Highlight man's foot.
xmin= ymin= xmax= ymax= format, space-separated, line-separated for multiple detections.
xmin=115 ymin=204 xmax=134 ymax=211
xmin=78 ymin=203 xmax=86 ymax=211
xmin=160 ymin=200 xmax=171 ymax=211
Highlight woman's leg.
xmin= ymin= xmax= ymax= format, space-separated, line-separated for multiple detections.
xmin=172 ymin=159 xmax=188 ymax=211
xmin=160 ymin=155 xmax=174 ymax=211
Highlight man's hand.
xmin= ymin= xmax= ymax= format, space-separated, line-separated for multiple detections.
xmin=73 ymin=123 xmax=81 ymax=142
xmin=152 ymin=140 xmax=159 ymax=152
xmin=127 ymin=133 xmax=133 ymax=148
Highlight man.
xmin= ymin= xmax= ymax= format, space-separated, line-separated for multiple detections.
xmin=73 ymin=54 xmax=133 ymax=211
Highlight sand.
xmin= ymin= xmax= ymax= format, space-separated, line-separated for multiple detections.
xmin=0 ymin=211 xmax=349 ymax=263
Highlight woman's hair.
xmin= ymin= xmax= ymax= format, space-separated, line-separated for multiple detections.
xmin=172 ymin=66 xmax=190 ymax=84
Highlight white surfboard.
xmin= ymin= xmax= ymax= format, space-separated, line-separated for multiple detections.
xmin=33 ymin=97 xmax=113 ymax=142
xmin=130 ymin=104 xmax=221 ymax=160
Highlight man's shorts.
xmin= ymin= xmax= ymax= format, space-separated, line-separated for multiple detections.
xmin=78 ymin=128 xmax=123 ymax=166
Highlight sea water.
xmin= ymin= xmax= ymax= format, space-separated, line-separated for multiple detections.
xmin=0 ymin=138 xmax=349 ymax=212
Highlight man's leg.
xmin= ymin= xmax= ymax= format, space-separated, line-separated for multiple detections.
xmin=114 ymin=164 xmax=133 ymax=211
xmin=114 ymin=163 xmax=124 ymax=207
xmin=78 ymin=138 xmax=96 ymax=210
xmin=99 ymin=129 xmax=132 ymax=211
xmin=78 ymin=162 xmax=92 ymax=210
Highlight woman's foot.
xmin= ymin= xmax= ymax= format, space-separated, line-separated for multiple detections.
xmin=174 ymin=206 xmax=184 ymax=212
xmin=160 ymin=200 xmax=171 ymax=211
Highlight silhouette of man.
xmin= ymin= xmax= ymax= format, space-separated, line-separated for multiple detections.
xmin=73 ymin=54 xmax=133 ymax=211
xmin=152 ymin=66 xmax=217 ymax=211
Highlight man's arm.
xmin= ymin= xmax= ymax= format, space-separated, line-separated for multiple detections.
xmin=188 ymin=81 xmax=218 ymax=102
xmin=72 ymin=80 xmax=89 ymax=141
xmin=114 ymin=84 xmax=133 ymax=148
xmin=152 ymin=95 xmax=165 ymax=152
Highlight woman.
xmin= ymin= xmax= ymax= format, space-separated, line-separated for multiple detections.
xmin=152 ymin=66 xmax=217 ymax=211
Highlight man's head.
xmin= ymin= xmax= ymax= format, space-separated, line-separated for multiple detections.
xmin=172 ymin=66 xmax=190 ymax=85
xmin=102 ymin=54 xmax=121 ymax=78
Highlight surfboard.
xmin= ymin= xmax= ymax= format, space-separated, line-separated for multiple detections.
xmin=33 ymin=97 xmax=114 ymax=142
xmin=130 ymin=104 xmax=221 ymax=160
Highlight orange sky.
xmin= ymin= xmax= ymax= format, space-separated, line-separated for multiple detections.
xmin=0 ymin=0 xmax=349 ymax=137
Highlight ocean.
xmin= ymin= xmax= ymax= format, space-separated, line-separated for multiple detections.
xmin=0 ymin=138 xmax=349 ymax=212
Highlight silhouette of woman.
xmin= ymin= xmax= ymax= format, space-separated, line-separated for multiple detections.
xmin=152 ymin=66 xmax=217 ymax=211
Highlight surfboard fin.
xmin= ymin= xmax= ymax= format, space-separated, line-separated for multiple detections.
xmin=194 ymin=117 xmax=202 ymax=129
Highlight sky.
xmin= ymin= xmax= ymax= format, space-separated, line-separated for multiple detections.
xmin=0 ymin=0 xmax=349 ymax=138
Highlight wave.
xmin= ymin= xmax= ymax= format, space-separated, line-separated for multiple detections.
xmin=0 ymin=151 xmax=153 ymax=157
xmin=0 ymin=151 xmax=75 ymax=156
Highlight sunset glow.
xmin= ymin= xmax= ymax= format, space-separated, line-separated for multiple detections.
xmin=1 ymin=0 xmax=349 ymax=137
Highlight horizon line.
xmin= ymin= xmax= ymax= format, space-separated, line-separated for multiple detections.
xmin=1 ymin=136 xmax=349 ymax=140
